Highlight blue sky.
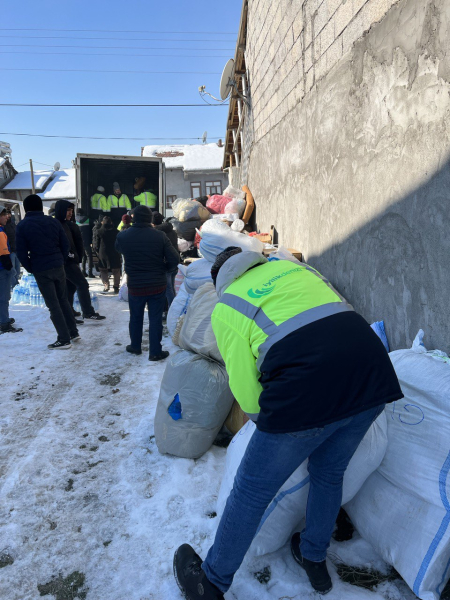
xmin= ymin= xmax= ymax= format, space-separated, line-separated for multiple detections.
xmin=2 ymin=0 xmax=242 ymax=170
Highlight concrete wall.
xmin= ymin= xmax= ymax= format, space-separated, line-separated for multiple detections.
xmin=244 ymin=0 xmax=450 ymax=352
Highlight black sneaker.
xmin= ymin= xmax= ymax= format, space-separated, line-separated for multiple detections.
xmin=0 ymin=323 xmax=23 ymax=334
xmin=83 ymin=313 xmax=106 ymax=323
xmin=48 ymin=340 xmax=72 ymax=350
xmin=73 ymin=310 xmax=81 ymax=317
xmin=88 ymin=272 xmax=96 ymax=278
xmin=113 ymin=286 xmax=119 ymax=294
xmin=126 ymin=345 xmax=142 ymax=355
xmin=70 ymin=333 xmax=81 ymax=342
xmin=8 ymin=317 xmax=15 ymax=324
xmin=149 ymin=350 xmax=169 ymax=362
xmin=174 ymin=544 xmax=224 ymax=600
xmin=290 ymin=533 xmax=332 ymax=594
xmin=75 ymin=319 xmax=84 ymax=325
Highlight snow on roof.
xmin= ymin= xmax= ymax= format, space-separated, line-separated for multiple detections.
xmin=142 ymin=143 xmax=224 ymax=172
xmin=3 ymin=169 xmax=53 ymax=191
xmin=38 ymin=168 xmax=76 ymax=200
xmin=0 ymin=157 xmax=6 ymax=168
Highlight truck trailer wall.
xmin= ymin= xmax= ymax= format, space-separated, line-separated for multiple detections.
xmin=244 ymin=0 xmax=450 ymax=353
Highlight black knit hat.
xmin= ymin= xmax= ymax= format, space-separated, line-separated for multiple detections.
xmin=133 ymin=204 xmax=152 ymax=223
xmin=23 ymin=194 xmax=43 ymax=213
xmin=152 ymin=211 xmax=164 ymax=226
xmin=210 ymin=246 xmax=243 ymax=286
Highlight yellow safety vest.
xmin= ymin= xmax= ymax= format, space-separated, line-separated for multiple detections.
xmin=91 ymin=193 xmax=107 ymax=210
xmin=109 ymin=194 xmax=131 ymax=209
xmin=134 ymin=191 xmax=156 ymax=208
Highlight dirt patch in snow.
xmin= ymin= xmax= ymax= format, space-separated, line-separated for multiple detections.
xmin=37 ymin=571 xmax=87 ymax=599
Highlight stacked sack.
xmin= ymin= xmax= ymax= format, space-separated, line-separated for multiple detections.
xmin=345 ymin=330 xmax=450 ymax=600
xmin=155 ymin=282 xmax=234 ymax=459
xmin=172 ymin=199 xmax=211 ymax=255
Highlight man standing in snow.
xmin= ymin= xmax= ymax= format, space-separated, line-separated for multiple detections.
xmin=115 ymin=204 xmax=178 ymax=360
xmin=54 ymin=200 xmax=106 ymax=323
xmin=0 ymin=205 xmax=23 ymax=334
xmin=76 ymin=208 xmax=95 ymax=278
xmin=15 ymin=195 xmax=78 ymax=348
xmin=174 ymin=247 xmax=403 ymax=599
xmin=4 ymin=209 xmax=20 ymax=288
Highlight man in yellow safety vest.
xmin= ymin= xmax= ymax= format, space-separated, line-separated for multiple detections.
xmin=134 ymin=188 xmax=157 ymax=210
xmin=90 ymin=186 xmax=109 ymax=219
xmin=109 ymin=182 xmax=131 ymax=227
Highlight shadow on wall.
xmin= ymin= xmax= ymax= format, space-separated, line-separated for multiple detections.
xmin=302 ymin=158 xmax=450 ymax=354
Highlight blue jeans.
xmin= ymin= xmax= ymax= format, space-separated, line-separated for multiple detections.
xmin=128 ymin=290 xmax=166 ymax=355
xmin=166 ymin=270 xmax=176 ymax=308
xmin=0 ymin=269 xmax=12 ymax=325
xmin=10 ymin=252 xmax=21 ymax=288
xmin=203 ymin=404 xmax=385 ymax=593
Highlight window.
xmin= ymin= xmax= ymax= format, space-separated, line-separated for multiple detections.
xmin=190 ymin=182 xmax=201 ymax=198
xmin=205 ymin=181 xmax=222 ymax=196
xmin=166 ymin=195 xmax=177 ymax=209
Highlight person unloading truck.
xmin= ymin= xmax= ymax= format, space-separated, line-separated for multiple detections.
xmin=109 ymin=182 xmax=131 ymax=227
xmin=174 ymin=247 xmax=404 ymax=600
xmin=90 ymin=186 xmax=109 ymax=222
xmin=134 ymin=188 xmax=157 ymax=210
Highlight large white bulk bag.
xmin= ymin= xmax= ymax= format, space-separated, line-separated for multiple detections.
xmin=199 ymin=220 xmax=264 ymax=264
xmin=154 ymin=350 xmax=234 ymax=459
xmin=217 ymin=413 xmax=388 ymax=557
xmin=167 ymin=283 xmax=191 ymax=337
xmin=178 ymin=282 xmax=222 ymax=364
xmin=183 ymin=259 xmax=213 ymax=295
xmin=345 ymin=333 xmax=450 ymax=600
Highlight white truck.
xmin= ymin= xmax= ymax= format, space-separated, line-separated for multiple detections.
xmin=74 ymin=153 xmax=166 ymax=217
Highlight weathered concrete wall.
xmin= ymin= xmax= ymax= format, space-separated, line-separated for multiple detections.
xmin=245 ymin=0 xmax=450 ymax=352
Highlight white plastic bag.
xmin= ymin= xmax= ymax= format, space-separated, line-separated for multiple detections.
xmin=177 ymin=238 xmax=192 ymax=253
xmin=183 ymin=259 xmax=213 ymax=295
xmin=118 ymin=273 xmax=128 ymax=302
xmin=167 ymin=283 xmax=191 ymax=337
xmin=223 ymin=185 xmax=246 ymax=200
xmin=345 ymin=332 xmax=450 ymax=600
xmin=173 ymin=198 xmax=210 ymax=222
xmin=178 ymin=282 xmax=222 ymax=364
xmin=267 ymin=246 xmax=302 ymax=265
xmin=231 ymin=219 xmax=245 ymax=232
xmin=154 ymin=350 xmax=234 ymax=459
xmin=217 ymin=414 xmax=388 ymax=557
xmin=199 ymin=221 xmax=264 ymax=263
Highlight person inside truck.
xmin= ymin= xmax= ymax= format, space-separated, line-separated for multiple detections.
xmin=109 ymin=182 xmax=131 ymax=227
xmin=90 ymin=186 xmax=108 ymax=223
xmin=134 ymin=188 xmax=157 ymax=210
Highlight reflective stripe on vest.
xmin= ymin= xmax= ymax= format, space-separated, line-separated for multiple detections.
xmin=135 ymin=192 xmax=156 ymax=207
xmin=218 ymin=266 xmax=353 ymax=370
xmin=91 ymin=193 xmax=105 ymax=209
xmin=110 ymin=194 xmax=130 ymax=208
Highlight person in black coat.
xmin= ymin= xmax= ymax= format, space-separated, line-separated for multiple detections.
xmin=95 ymin=216 xmax=122 ymax=293
xmin=76 ymin=208 xmax=95 ymax=278
xmin=15 ymin=194 xmax=79 ymax=349
xmin=54 ymin=200 xmax=105 ymax=323
xmin=4 ymin=209 xmax=21 ymax=288
xmin=152 ymin=211 xmax=180 ymax=308
xmin=115 ymin=205 xmax=179 ymax=361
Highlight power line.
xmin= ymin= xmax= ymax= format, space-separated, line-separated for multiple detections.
xmin=1 ymin=44 xmax=234 ymax=51
xmin=0 ymin=28 xmax=237 ymax=34
xmin=0 ymin=68 xmax=222 ymax=75
xmin=0 ymin=35 xmax=234 ymax=42
xmin=0 ymin=103 xmax=229 ymax=108
xmin=0 ymin=51 xmax=229 ymax=58
xmin=0 ymin=132 xmax=225 ymax=141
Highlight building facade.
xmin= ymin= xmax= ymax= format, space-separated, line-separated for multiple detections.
xmin=224 ymin=0 xmax=450 ymax=353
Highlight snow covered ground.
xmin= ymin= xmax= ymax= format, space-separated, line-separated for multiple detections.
xmin=0 ymin=280 xmax=418 ymax=600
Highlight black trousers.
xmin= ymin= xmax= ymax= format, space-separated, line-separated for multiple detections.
xmin=81 ymin=245 xmax=93 ymax=274
xmin=65 ymin=262 xmax=95 ymax=317
xmin=34 ymin=266 xmax=78 ymax=342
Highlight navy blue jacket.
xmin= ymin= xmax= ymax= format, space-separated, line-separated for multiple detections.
xmin=16 ymin=211 xmax=69 ymax=274
xmin=115 ymin=223 xmax=179 ymax=289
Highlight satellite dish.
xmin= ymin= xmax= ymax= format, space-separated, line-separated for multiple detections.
xmin=54 ymin=162 xmax=60 ymax=171
xmin=219 ymin=59 xmax=235 ymax=101
xmin=202 ymin=131 xmax=208 ymax=144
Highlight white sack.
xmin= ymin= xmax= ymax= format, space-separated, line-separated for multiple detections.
xmin=183 ymin=259 xmax=213 ymax=295
xmin=345 ymin=332 xmax=450 ymax=600
xmin=154 ymin=350 xmax=234 ymax=459
xmin=167 ymin=283 xmax=191 ymax=337
xmin=267 ymin=246 xmax=302 ymax=265
xmin=199 ymin=221 xmax=264 ymax=263
xmin=223 ymin=184 xmax=246 ymax=200
xmin=173 ymin=198 xmax=210 ymax=222
xmin=178 ymin=282 xmax=222 ymax=364
xmin=217 ymin=413 xmax=388 ymax=557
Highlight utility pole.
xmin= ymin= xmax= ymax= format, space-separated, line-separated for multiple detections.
xmin=29 ymin=159 xmax=35 ymax=194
